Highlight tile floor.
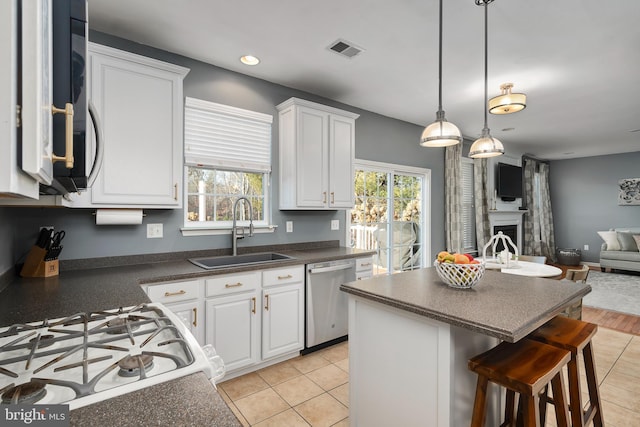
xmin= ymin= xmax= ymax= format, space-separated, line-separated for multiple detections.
xmin=218 ymin=328 xmax=640 ymax=426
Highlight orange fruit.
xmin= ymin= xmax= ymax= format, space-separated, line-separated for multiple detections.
xmin=454 ymin=253 xmax=470 ymax=264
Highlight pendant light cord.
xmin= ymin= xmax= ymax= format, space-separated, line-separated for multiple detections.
xmin=477 ymin=0 xmax=494 ymax=132
xmin=437 ymin=0 xmax=443 ymax=111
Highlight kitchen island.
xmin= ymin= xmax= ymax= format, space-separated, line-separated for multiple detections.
xmin=340 ymin=267 xmax=590 ymax=427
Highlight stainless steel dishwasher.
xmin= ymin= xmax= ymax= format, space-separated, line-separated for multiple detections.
xmin=304 ymin=259 xmax=356 ymax=353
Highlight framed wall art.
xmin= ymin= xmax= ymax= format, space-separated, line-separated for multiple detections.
xmin=618 ymin=178 xmax=640 ymax=205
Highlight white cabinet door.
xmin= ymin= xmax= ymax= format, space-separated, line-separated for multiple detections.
xmin=83 ymin=43 xmax=188 ymax=207
xmin=328 ymin=114 xmax=355 ymax=208
xmin=355 ymin=256 xmax=374 ymax=280
xmin=0 ymin=0 xmax=40 ymax=200
xmin=296 ymin=106 xmax=328 ymax=208
xmin=167 ymin=300 xmax=205 ymax=346
xmin=205 ymin=292 xmax=259 ymax=372
xmin=278 ymin=98 xmax=359 ymax=210
xmin=262 ymin=283 xmax=304 ymax=360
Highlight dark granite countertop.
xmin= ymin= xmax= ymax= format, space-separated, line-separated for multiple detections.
xmin=340 ymin=267 xmax=591 ymax=342
xmin=0 ymin=242 xmax=374 ymax=427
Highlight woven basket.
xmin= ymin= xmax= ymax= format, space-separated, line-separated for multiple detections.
xmin=434 ymin=260 xmax=486 ymax=289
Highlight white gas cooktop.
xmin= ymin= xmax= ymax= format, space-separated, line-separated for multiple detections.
xmin=0 ymin=303 xmax=213 ymax=409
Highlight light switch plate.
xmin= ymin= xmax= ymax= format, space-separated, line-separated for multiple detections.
xmin=331 ymin=220 xmax=340 ymax=231
xmin=147 ymin=223 xmax=163 ymax=238
xmin=286 ymin=221 xmax=293 ymax=233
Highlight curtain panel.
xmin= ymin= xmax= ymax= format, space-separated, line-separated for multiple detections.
xmin=445 ymin=144 xmax=462 ymax=253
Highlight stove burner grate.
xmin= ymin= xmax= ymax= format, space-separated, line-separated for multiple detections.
xmin=1 ymin=381 xmax=47 ymax=405
xmin=105 ymin=317 xmax=141 ymax=335
xmin=29 ymin=334 xmax=56 ymax=349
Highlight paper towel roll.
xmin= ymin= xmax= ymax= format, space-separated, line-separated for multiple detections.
xmin=95 ymin=209 xmax=143 ymax=225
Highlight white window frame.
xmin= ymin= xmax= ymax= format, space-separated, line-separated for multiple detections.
xmin=348 ymin=159 xmax=431 ymax=274
xmin=181 ymin=98 xmax=274 ymax=236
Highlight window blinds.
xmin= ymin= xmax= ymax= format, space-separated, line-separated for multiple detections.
xmin=184 ymin=97 xmax=273 ymax=173
xmin=461 ymin=160 xmax=476 ymax=251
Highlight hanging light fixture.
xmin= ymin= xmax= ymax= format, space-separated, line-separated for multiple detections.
xmin=489 ymin=82 xmax=526 ymax=114
xmin=420 ymin=0 xmax=462 ymax=147
xmin=469 ymin=0 xmax=504 ymax=159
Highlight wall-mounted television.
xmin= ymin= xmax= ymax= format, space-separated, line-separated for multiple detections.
xmin=496 ymin=163 xmax=523 ymax=201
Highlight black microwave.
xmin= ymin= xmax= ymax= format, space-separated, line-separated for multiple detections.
xmin=44 ymin=0 xmax=89 ymax=195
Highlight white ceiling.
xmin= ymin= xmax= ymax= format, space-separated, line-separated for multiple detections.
xmin=88 ymin=0 xmax=640 ymax=160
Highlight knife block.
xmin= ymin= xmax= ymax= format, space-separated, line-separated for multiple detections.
xmin=20 ymin=246 xmax=59 ymax=278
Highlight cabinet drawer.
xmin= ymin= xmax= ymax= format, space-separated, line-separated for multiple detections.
xmin=206 ymin=271 xmax=260 ymax=297
xmin=356 ymin=257 xmax=374 ymax=272
xmin=147 ymin=280 xmax=200 ymax=303
xmin=262 ymin=265 xmax=304 ymax=287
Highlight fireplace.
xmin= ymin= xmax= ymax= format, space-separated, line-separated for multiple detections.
xmin=493 ymin=225 xmax=517 ymax=252
xmin=487 ymin=210 xmax=526 ymax=253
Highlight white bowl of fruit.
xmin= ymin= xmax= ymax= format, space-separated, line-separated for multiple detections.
xmin=434 ymin=251 xmax=486 ymax=289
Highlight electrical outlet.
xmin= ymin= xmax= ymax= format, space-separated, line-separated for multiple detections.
xmin=331 ymin=220 xmax=340 ymax=231
xmin=286 ymin=221 xmax=293 ymax=233
xmin=583 ymin=244 xmax=589 ymax=251
xmin=147 ymin=223 xmax=163 ymax=239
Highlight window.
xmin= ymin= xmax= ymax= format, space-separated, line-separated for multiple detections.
xmin=461 ymin=158 xmax=477 ymax=254
xmin=349 ymin=160 xmax=430 ymax=275
xmin=183 ymin=98 xmax=272 ymax=231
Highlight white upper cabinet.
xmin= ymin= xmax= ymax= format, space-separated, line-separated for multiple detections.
xmin=277 ymin=98 xmax=358 ymax=210
xmin=68 ymin=43 xmax=189 ymax=208
xmin=0 ymin=0 xmax=45 ymax=199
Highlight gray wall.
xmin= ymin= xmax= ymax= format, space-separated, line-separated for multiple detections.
xmin=1 ymin=31 xmax=445 ymax=267
xmin=550 ymin=151 xmax=640 ymax=263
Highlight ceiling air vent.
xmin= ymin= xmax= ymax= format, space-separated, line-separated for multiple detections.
xmin=328 ymin=39 xmax=364 ymax=58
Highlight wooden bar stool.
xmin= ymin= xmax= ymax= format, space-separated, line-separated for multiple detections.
xmin=468 ymin=339 xmax=571 ymax=427
xmin=528 ymin=315 xmax=604 ymax=427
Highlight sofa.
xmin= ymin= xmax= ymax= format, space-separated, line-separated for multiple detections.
xmin=598 ymin=227 xmax=640 ymax=273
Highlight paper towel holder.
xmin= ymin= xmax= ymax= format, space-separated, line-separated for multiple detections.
xmin=93 ymin=209 xmax=146 ymax=225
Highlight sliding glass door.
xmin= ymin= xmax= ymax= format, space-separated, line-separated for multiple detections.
xmin=349 ymin=160 xmax=430 ymax=275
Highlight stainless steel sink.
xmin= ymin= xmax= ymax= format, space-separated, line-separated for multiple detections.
xmin=188 ymin=252 xmax=295 ymax=270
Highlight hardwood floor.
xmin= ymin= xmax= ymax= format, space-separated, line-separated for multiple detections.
xmin=550 ymin=262 xmax=640 ymax=336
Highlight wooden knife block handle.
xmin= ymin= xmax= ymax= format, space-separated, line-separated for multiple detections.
xmin=20 ymin=246 xmax=59 ymax=278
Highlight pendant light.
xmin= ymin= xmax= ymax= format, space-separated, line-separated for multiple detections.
xmin=489 ymin=82 xmax=526 ymax=114
xmin=469 ymin=0 xmax=504 ymax=159
xmin=420 ymin=0 xmax=462 ymax=147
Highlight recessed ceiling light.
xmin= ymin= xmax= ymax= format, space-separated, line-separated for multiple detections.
xmin=240 ymin=55 xmax=260 ymax=66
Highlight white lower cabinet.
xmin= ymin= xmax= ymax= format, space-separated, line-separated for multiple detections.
xmin=141 ymin=279 xmax=204 ymax=345
xmin=205 ymin=291 xmax=259 ymax=372
xmin=261 ymin=267 xmax=304 ymax=360
xmin=356 ymin=256 xmax=374 ymax=280
xmin=144 ymin=264 xmax=305 ymax=377
xmin=168 ymin=299 xmax=205 ymax=346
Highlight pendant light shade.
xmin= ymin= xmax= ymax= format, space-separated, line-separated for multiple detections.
xmin=420 ymin=0 xmax=462 ymax=148
xmin=469 ymin=129 xmax=504 ymax=158
xmin=470 ymin=0 xmax=504 ymax=159
xmin=420 ymin=111 xmax=462 ymax=147
xmin=489 ymin=83 xmax=526 ymax=114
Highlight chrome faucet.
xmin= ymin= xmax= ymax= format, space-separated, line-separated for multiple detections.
xmin=232 ymin=197 xmax=254 ymax=256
